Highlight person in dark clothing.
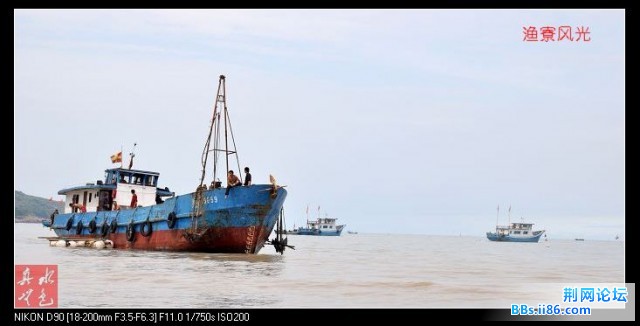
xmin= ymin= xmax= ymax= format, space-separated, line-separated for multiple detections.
xmin=155 ymin=194 xmax=164 ymax=204
xmin=244 ymin=167 xmax=252 ymax=186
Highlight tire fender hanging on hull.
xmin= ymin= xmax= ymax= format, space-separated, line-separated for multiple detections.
xmin=126 ymin=221 xmax=135 ymax=242
xmin=76 ymin=221 xmax=83 ymax=235
xmin=140 ymin=219 xmax=152 ymax=237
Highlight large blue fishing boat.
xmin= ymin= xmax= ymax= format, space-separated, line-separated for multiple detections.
xmin=42 ymin=75 xmax=288 ymax=254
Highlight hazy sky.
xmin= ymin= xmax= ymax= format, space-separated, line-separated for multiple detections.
xmin=14 ymin=9 xmax=625 ymax=240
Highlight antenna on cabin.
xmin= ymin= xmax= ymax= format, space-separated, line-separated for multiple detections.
xmin=128 ymin=143 xmax=137 ymax=170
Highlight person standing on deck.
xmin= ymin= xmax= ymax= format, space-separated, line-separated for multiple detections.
xmin=130 ymin=190 xmax=138 ymax=208
xmin=244 ymin=167 xmax=252 ymax=186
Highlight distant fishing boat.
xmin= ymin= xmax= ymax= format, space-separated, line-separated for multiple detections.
xmin=347 ymin=231 xmax=358 ymax=235
xmin=575 ymin=238 xmax=585 ymax=241
xmin=279 ymin=205 xmax=345 ymax=236
xmin=296 ymin=218 xmax=345 ymax=236
xmin=486 ymin=205 xmax=545 ymax=243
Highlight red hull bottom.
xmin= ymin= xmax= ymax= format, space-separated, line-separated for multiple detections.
xmin=55 ymin=226 xmax=272 ymax=254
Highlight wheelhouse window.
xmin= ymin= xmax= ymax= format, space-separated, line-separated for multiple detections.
xmin=146 ymin=175 xmax=157 ymax=186
xmin=119 ymin=173 xmax=130 ymax=183
xmin=106 ymin=171 xmax=118 ymax=184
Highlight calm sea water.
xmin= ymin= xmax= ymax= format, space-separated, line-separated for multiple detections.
xmin=14 ymin=223 xmax=625 ymax=308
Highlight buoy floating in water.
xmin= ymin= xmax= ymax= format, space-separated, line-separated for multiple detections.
xmin=93 ymin=241 xmax=105 ymax=249
xmin=45 ymin=238 xmax=114 ymax=249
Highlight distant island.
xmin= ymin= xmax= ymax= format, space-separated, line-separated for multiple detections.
xmin=15 ymin=190 xmax=64 ymax=223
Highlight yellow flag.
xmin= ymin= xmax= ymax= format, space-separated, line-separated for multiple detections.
xmin=110 ymin=151 xmax=122 ymax=163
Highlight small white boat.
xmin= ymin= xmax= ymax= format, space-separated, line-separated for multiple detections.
xmin=278 ymin=205 xmax=345 ymax=236
xmin=486 ymin=206 xmax=545 ymax=243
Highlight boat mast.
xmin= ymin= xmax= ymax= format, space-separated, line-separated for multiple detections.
xmin=199 ymin=75 xmax=240 ymax=187
xmin=199 ymin=76 xmax=223 ymax=187
xmin=496 ymin=204 xmax=499 ymax=227
xmin=222 ymin=76 xmax=230 ymax=178
xmin=220 ymin=76 xmax=242 ymax=182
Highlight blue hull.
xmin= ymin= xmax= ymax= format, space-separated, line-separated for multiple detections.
xmin=43 ymin=185 xmax=286 ymax=253
xmin=486 ymin=232 xmax=543 ymax=243
xmin=295 ymin=229 xmax=343 ymax=236
xmin=288 ymin=224 xmax=344 ymax=236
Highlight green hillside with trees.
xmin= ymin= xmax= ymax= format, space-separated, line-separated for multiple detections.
xmin=15 ymin=191 xmax=64 ymax=223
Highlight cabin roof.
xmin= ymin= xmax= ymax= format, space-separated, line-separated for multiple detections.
xmin=58 ymin=167 xmax=170 ymax=195
xmin=310 ymin=218 xmax=338 ymax=223
xmin=58 ymin=184 xmax=116 ymax=195
xmin=59 ymin=184 xmax=173 ymax=196
xmin=105 ymin=167 xmax=160 ymax=176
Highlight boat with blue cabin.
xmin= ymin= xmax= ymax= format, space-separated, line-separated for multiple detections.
xmin=295 ymin=217 xmax=345 ymax=236
xmin=486 ymin=206 xmax=545 ymax=243
xmin=42 ymin=75 xmax=288 ymax=254
xmin=486 ymin=222 xmax=545 ymax=242
xmin=279 ymin=206 xmax=345 ymax=236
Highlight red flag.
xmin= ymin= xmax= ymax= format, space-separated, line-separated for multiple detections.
xmin=110 ymin=151 xmax=122 ymax=163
